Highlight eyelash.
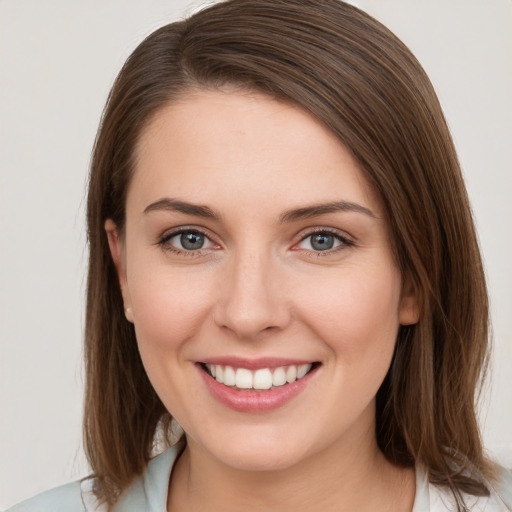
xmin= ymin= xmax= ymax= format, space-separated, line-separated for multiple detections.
xmin=157 ymin=227 xmax=217 ymax=257
xmin=294 ymin=228 xmax=355 ymax=256
xmin=157 ymin=227 xmax=355 ymax=257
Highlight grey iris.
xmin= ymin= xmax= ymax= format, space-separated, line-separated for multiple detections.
xmin=181 ymin=232 xmax=204 ymax=250
xmin=311 ymin=233 xmax=334 ymax=251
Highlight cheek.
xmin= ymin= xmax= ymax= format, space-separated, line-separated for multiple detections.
xmin=127 ymin=262 xmax=215 ymax=355
xmin=295 ymin=264 xmax=402 ymax=360
xmin=126 ymin=264 xmax=217 ymax=416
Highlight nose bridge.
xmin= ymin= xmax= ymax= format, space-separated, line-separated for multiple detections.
xmin=215 ymin=241 xmax=288 ymax=338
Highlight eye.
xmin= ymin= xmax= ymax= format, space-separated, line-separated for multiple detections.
xmin=296 ymin=231 xmax=352 ymax=252
xmin=160 ymin=229 xmax=216 ymax=252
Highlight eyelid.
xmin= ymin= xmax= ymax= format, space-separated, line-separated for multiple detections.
xmin=157 ymin=226 xmax=221 ymax=254
xmin=292 ymin=227 xmax=355 ymax=253
xmin=155 ymin=225 xmax=354 ymax=256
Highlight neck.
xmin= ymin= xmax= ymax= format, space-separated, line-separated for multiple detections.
xmin=167 ymin=415 xmax=415 ymax=512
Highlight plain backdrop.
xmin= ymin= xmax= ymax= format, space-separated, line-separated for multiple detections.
xmin=0 ymin=0 xmax=511 ymax=508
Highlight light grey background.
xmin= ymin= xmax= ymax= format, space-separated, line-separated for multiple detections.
xmin=1 ymin=0 xmax=511 ymax=508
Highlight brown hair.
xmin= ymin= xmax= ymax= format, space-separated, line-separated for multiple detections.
xmin=84 ymin=0 xmax=493 ymax=507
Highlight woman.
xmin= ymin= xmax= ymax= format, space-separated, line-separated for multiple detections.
xmin=7 ymin=0 xmax=511 ymax=511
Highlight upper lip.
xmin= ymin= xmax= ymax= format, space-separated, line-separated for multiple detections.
xmin=199 ymin=356 xmax=316 ymax=370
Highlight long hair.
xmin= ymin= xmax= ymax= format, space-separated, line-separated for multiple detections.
xmin=84 ymin=0 xmax=493 ymax=506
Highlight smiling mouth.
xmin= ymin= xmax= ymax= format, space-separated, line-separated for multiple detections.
xmin=199 ymin=362 xmax=320 ymax=391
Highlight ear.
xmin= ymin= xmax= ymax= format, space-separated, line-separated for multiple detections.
xmin=399 ymin=274 xmax=420 ymax=326
xmin=105 ymin=219 xmax=134 ymax=323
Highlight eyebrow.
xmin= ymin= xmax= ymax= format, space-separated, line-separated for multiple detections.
xmin=279 ymin=201 xmax=376 ymax=223
xmin=143 ymin=198 xmax=376 ymax=222
xmin=143 ymin=198 xmax=219 ymax=219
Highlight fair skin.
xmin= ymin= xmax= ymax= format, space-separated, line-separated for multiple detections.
xmin=106 ymin=90 xmax=419 ymax=512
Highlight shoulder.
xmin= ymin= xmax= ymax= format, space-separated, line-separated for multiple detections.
xmin=5 ymin=481 xmax=85 ymax=512
xmin=414 ymin=464 xmax=512 ymax=512
xmin=430 ymin=466 xmax=512 ymax=512
xmin=4 ymin=441 xmax=185 ymax=512
xmin=494 ymin=465 xmax=512 ymax=511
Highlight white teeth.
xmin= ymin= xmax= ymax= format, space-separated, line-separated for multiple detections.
xmin=285 ymin=365 xmax=297 ymax=383
xmin=223 ymin=366 xmax=236 ymax=386
xmin=206 ymin=362 xmax=315 ymax=390
xmin=235 ymin=368 xmax=253 ymax=389
xmin=253 ymin=369 xmax=273 ymax=390
xmin=272 ymin=367 xmax=287 ymax=387
xmin=297 ymin=363 xmax=312 ymax=379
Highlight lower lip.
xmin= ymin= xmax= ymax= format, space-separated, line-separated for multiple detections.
xmin=198 ymin=364 xmax=318 ymax=413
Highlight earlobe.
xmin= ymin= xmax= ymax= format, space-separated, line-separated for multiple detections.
xmin=399 ymin=276 xmax=420 ymax=326
xmin=105 ymin=219 xmax=134 ymax=323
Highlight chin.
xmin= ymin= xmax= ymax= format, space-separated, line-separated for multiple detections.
xmin=191 ymin=424 xmax=314 ymax=472
xmin=215 ymin=445 xmax=305 ymax=472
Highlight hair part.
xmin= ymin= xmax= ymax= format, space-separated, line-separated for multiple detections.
xmin=84 ymin=0 xmax=493 ymax=507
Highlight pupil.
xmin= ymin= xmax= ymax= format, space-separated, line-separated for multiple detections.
xmin=181 ymin=232 xmax=204 ymax=250
xmin=311 ymin=234 xmax=334 ymax=251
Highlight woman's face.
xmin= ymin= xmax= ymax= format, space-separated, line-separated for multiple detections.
xmin=107 ymin=90 xmax=418 ymax=472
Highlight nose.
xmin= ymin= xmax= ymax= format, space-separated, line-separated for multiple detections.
xmin=213 ymin=249 xmax=291 ymax=340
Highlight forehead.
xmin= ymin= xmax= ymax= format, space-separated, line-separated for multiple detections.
xmin=129 ymin=90 xmax=382 ymax=217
